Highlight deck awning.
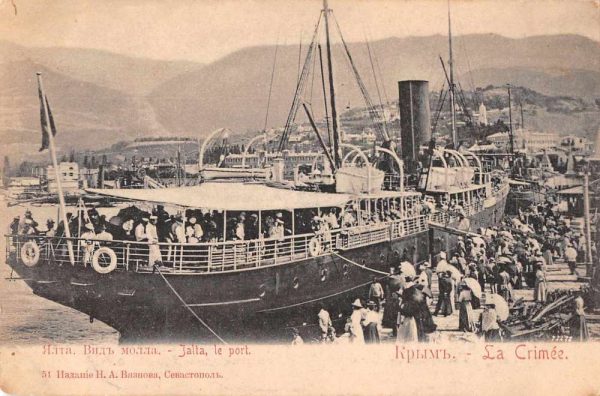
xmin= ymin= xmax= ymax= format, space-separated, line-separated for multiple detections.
xmin=86 ymin=182 xmax=353 ymax=211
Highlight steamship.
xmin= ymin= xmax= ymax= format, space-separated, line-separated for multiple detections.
xmin=5 ymin=0 xmax=507 ymax=342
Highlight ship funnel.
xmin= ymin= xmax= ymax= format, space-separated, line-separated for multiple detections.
xmin=398 ymin=80 xmax=431 ymax=168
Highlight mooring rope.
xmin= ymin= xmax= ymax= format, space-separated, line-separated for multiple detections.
xmin=331 ymin=252 xmax=391 ymax=276
xmin=153 ymin=265 xmax=228 ymax=344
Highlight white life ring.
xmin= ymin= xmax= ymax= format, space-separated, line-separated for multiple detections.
xmin=309 ymin=237 xmax=322 ymax=257
xmin=92 ymin=247 xmax=118 ymax=274
xmin=21 ymin=241 xmax=40 ymax=267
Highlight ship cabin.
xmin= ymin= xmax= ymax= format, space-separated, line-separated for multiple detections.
xmin=9 ymin=183 xmax=428 ymax=275
xmin=421 ymin=148 xmax=494 ymax=222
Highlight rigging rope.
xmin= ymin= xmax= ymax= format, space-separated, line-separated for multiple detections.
xmin=317 ymin=44 xmax=332 ymax=147
xmin=278 ymin=12 xmax=323 ymax=152
xmin=332 ymin=252 xmax=391 ymax=276
xmin=365 ymin=34 xmax=389 ymax=136
xmin=431 ymin=82 xmax=447 ymax=135
xmin=331 ymin=13 xmax=389 ymax=142
xmin=154 ymin=265 xmax=228 ymax=344
xmin=263 ymin=39 xmax=279 ymax=133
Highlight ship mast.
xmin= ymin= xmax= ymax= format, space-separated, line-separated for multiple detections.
xmin=507 ymin=84 xmax=515 ymax=166
xmin=447 ymin=0 xmax=457 ymax=148
xmin=323 ymin=0 xmax=341 ymax=168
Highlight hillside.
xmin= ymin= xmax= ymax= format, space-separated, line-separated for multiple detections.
xmin=462 ymin=68 xmax=600 ymax=99
xmin=0 ymin=61 xmax=171 ymax=163
xmin=1 ymin=34 xmax=599 ymax=163
xmin=0 ymin=41 xmax=204 ymax=95
xmin=149 ymin=34 xmax=600 ymax=134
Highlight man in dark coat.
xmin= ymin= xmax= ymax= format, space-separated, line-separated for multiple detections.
xmin=434 ymin=271 xmax=454 ymax=317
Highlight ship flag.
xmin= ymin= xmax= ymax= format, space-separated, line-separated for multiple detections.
xmin=38 ymin=86 xmax=57 ymax=152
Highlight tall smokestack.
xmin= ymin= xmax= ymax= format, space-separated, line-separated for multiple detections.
xmin=398 ymin=80 xmax=431 ymax=167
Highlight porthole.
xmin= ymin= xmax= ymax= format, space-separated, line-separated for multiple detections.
xmin=292 ymin=277 xmax=300 ymax=289
xmin=320 ymin=268 xmax=328 ymax=282
xmin=342 ymin=264 xmax=349 ymax=276
xmin=258 ymin=285 xmax=266 ymax=298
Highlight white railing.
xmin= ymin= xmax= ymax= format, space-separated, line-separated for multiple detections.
xmin=6 ymin=214 xmax=429 ymax=274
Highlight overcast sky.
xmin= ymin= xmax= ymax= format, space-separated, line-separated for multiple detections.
xmin=1 ymin=0 xmax=598 ymax=63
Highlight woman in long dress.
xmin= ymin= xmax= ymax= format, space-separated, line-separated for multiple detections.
xmin=397 ymin=279 xmax=419 ymax=343
xmin=349 ymin=299 xmax=365 ymax=344
xmin=458 ymin=285 xmax=476 ymax=332
xmin=533 ymin=264 xmax=547 ymax=303
xmin=363 ymin=302 xmax=381 ymax=344
xmin=569 ymin=293 xmax=589 ymax=341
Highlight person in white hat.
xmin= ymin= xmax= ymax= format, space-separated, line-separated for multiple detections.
xmin=349 ymin=299 xmax=365 ymax=344
xmin=81 ymin=222 xmax=96 ymax=265
xmin=135 ymin=216 xmax=149 ymax=242
xmin=146 ymin=215 xmax=163 ymax=268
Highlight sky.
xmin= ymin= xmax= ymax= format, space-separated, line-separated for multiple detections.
xmin=0 ymin=0 xmax=598 ymax=64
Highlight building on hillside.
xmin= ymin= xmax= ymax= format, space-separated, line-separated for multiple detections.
xmin=223 ymin=150 xmax=324 ymax=178
xmin=478 ymin=103 xmax=488 ymax=125
xmin=560 ymin=135 xmax=593 ymax=152
xmin=6 ymin=177 xmax=41 ymax=198
xmin=46 ymin=162 xmax=80 ymax=194
xmin=487 ymin=129 xmax=559 ymax=153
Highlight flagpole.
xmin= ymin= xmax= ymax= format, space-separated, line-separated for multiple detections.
xmin=36 ymin=72 xmax=75 ymax=265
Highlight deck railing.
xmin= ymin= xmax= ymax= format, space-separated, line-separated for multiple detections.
xmin=5 ymin=213 xmax=429 ymax=274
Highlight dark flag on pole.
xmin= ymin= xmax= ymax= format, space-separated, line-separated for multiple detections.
xmin=38 ymin=87 xmax=57 ymax=152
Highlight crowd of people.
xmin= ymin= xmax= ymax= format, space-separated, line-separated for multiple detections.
xmin=294 ymin=197 xmax=592 ymax=345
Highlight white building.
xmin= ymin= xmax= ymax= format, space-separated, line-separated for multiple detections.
xmin=487 ymin=129 xmax=559 ymax=153
xmin=46 ymin=162 xmax=80 ymax=194
xmin=560 ymin=135 xmax=593 ymax=152
xmin=478 ymin=103 xmax=488 ymax=125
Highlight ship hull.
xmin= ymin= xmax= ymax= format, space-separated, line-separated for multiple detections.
xmin=7 ymin=231 xmax=430 ymax=343
xmin=431 ymin=188 xmax=509 ymax=256
xmin=6 ymin=187 xmax=508 ymax=343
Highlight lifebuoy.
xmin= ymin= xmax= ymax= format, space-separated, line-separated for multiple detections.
xmin=92 ymin=247 xmax=118 ymax=274
xmin=309 ymin=237 xmax=321 ymax=257
xmin=21 ymin=241 xmax=40 ymax=267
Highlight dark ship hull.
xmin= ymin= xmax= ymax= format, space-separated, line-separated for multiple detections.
xmin=433 ymin=188 xmax=509 ymax=254
xmin=6 ymin=188 xmax=507 ymax=343
xmin=7 ymin=230 xmax=430 ymax=343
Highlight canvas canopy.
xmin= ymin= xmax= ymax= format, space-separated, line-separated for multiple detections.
xmin=86 ymin=182 xmax=352 ymax=211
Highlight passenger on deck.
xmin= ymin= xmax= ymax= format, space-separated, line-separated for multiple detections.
xmin=186 ymin=217 xmax=202 ymax=243
xmin=81 ymin=223 xmax=96 ymax=265
xmin=324 ymin=209 xmax=339 ymax=229
xmin=135 ymin=216 xmax=149 ymax=242
xmin=146 ymin=215 xmax=163 ymax=268
xmin=263 ymin=215 xmax=274 ymax=238
xmin=55 ymin=212 xmax=74 ymax=237
xmin=170 ymin=214 xmax=186 ymax=243
xmin=9 ymin=216 xmax=20 ymax=235
xmin=155 ymin=205 xmax=171 ymax=241
xmin=271 ymin=214 xmax=285 ymax=241
xmin=96 ymin=224 xmax=113 ymax=241
xmin=22 ymin=218 xmax=38 ymax=235
xmin=204 ymin=213 xmax=218 ymax=242
xmin=234 ymin=213 xmax=246 ymax=241
xmin=245 ymin=214 xmax=259 ymax=241
xmin=44 ymin=219 xmax=56 ymax=237
xmin=342 ymin=210 xmax=356 ymax=228
xmin=122 ymin=218 xmax=135 ymax=241
xmin=19 ymin=210 xmax=39 ymax=235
